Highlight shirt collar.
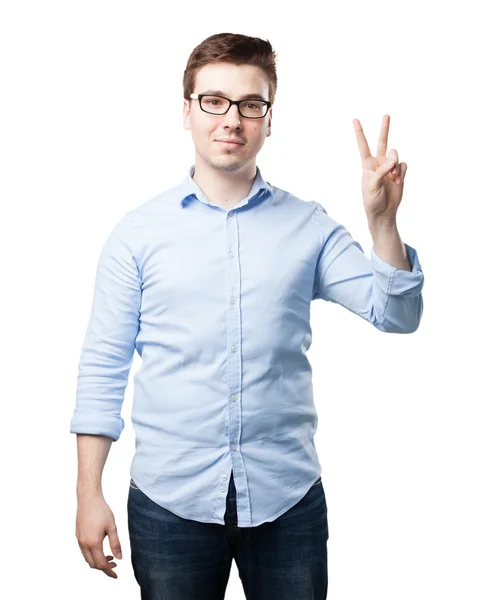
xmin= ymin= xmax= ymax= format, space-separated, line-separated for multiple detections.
xmin=178 ymin=164 xmax=275 ymax=208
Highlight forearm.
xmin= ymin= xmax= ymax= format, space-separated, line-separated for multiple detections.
xmin=368 ymin=218 xmax=412 ymax=272
xmin=76 ymin=434 xmax=113 ymax=498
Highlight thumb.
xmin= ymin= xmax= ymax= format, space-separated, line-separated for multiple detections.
xmin=107 ymin=524 xmax=122 ymax=559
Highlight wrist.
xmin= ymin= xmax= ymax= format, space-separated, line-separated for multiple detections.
xmin=367 ymin=214 xmax=397 ymax=227
xmin=368 ymin=216 xmax=398 ymax=237
xmin=76 ymin=479 xmax=103 ymax=498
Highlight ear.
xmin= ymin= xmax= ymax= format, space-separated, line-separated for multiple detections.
xmin=183 ymin=99 xmax=191 ymax=131
xmin=266 ymin=107 xmax=272 ymax=137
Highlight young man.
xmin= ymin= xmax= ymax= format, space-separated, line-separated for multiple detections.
xmin=71 ymin=32 xmax=424 ymax=599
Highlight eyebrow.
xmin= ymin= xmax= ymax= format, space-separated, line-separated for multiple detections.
xmin=201 ymin=89 xmax=268 ymax=102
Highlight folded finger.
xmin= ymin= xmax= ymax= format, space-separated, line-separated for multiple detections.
xmin=396 ymin=162 xmax=407 ymax=184
xmin=79 ymin=544 xmax=95 ymax=569
xmin=91 ymin=546 xmax=111 ymax=572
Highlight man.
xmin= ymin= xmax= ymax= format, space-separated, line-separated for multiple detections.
xmin=71 ymin=32 xmax=424 ymax=599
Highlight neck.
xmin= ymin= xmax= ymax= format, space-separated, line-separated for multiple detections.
xmin=192 ymin=155 xmax=257 ymax=207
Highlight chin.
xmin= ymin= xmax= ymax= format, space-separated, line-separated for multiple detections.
xmin=215 ymin=162 xmax=244 ymax=173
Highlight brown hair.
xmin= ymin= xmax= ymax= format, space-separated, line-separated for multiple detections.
xmin=183 ymin=33 xmax=278 ymax=105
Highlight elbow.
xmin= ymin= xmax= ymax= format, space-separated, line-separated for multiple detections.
xmin=375 ymin=315 xmax=422 ymax=334
xmin=373 ymin=295 xmax=423 ymax=334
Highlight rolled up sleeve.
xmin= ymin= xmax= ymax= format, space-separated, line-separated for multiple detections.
xmin=70 ymin=215 xmax=141 ymax=441
xmin=312 ymin=204 xmax=425 ymax=333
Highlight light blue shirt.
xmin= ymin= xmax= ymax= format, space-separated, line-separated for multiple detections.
xmin=70 ymin=164 xmax=425 ymax=527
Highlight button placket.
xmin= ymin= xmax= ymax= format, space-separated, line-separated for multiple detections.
xmin=225 ymin=210 xmax=242 ymax=511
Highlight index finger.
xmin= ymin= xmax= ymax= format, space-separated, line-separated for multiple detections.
xmin=353 ymin=118 xmax=372 ymax=161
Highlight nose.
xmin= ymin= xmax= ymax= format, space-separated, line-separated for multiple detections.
xmin=222 ymin=102 xmax=242 ymax=126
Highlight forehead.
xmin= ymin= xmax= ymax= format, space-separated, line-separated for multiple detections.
xmin=195 ymin=63 xmax=269 ymax=98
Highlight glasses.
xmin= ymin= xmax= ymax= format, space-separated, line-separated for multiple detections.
xmin=190 ymin=93 xmax=271 ymax=119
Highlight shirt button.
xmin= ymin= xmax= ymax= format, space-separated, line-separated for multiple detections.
xmin=221 ymin=475 xmax=227 ymax=481
xmin=231 ymin=445 xmax=236 ymax=451
xmin=220 ymin=487 xmax=225 ymax=492
xmin=231 ymin=395 xmax=237 ymax=402
xmin=231 ymin=345 xmax=237 ymax=352
xmin=229 ymin=251 xmax=235 ymax=258
xmin=230 ymin=297 xmax=236 ymax=304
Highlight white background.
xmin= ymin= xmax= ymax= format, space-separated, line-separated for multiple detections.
xmin=1 ymin=0 xmax=477 ymax=598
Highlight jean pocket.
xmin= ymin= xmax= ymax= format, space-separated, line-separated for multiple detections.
xmin=129 ymin=478 xmax=140 ymax=490
xmin=312 ymin=476 xmax=322 ymax=486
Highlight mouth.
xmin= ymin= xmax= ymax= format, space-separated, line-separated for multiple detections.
xmin=215 ymin=140 xmax=244 ymax=147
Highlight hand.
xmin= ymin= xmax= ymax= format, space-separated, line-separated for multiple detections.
xmin=76 ymin=493 xmax=122 ymax=579
xmin=353 ymin=114 xmax=408 ymax=223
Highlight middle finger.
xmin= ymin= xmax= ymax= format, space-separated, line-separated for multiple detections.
xmin=377 ymin=114 xmax=390 ymax=158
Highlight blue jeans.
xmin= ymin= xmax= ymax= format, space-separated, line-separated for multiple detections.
xmin=127 ymin=472 xmax=328 ymax=599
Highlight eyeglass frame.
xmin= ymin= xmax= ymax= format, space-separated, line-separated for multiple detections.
xmin=189 ymin=93 xmax=272 ymax=119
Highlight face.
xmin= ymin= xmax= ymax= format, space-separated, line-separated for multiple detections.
xmin=183 ymin=62 xmax=272 ymax=173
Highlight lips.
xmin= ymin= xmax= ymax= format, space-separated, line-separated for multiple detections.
xmin=215 ymin=139 xmax=244 ymax=145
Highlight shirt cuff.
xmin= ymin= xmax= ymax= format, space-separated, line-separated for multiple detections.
xmin=371 ymin=242 xmax=425 ymax=297
xmin=70 ymin=410 xmax=125 ymax=442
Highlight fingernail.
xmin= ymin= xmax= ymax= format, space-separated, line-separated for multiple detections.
xmin=117 ymin=551 xmax=122 ymax=559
